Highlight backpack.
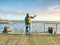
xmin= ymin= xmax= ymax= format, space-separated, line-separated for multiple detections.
xmin=25 ymin=16 xmax=31 ymax=24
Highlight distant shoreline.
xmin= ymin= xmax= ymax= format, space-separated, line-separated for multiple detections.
xmin=0 ymin=20 xmax=60 ymax=24
xmin=0 ymin=20 xmax=60 ymax=22
xmin=0 ymin=20 xmax=23 ymax=22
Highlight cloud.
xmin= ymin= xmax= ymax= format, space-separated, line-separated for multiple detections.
xmin=28 ymin=5 xmax=60 ymax=21
xmin=0 ymin=5 xmax=60 ymax=16
xmin=28 ymin=9 xmax=42 ymax=15
xmin=0 ymin=7 xmax=25 ymax=15
xmin=30 ymin=5 xmax=60 ymax=16
xmin=17 ymin=2 xmax=23 ymax=7
xmin=34 ymin=9 xmax=42 ymax=15
xmin=43 ymin=5 xmax=60 ymax=15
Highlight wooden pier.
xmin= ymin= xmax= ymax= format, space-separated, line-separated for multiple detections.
xmin=0 ymin=33 xmax=60 ymax=45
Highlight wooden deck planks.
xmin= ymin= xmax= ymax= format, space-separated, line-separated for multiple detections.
xmin=0 ymin=34 xmax=60 ymax=45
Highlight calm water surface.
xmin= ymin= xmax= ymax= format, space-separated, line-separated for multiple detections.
xmin=0 ymin=21 xmax=60 ymax=34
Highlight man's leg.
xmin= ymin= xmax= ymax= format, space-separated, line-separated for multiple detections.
xmin=28 ymin=25 xmax=31 ymax=35
xmin=26 ymin=26 xmax=28 ymax=35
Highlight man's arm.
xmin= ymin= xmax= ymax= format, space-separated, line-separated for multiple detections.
xmin=30 ymin=15 xmax=36 ymax=18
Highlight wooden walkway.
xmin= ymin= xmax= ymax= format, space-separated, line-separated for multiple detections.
xmin=0 ymin=33 xmax=60 ymax=45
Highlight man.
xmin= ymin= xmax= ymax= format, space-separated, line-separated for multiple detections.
xmin=25 ymin=13 xmax=36 ymax=35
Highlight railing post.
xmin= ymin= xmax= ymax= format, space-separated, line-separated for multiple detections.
xmin=44 ymin=23 xmax=45 ymax=32
xmin=56 ymin=24 xmax=57 ymax=34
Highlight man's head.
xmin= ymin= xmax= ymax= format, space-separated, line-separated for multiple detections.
xmin=26 ymin=13 xmax=29 ymax=17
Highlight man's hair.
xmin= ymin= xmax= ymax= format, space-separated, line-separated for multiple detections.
xmin=26 ymin=13 xmax=29 ymax=15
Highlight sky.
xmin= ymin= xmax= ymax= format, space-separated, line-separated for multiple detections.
xmin=0 ymin=0 xmax=60 ymax=21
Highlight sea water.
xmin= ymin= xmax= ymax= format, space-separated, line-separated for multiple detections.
xmin=0 ymin=21 xmax=60 ymax=34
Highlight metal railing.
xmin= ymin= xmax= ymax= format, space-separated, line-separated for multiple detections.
xmin=0 ymin=21 xmax=60 ymax=34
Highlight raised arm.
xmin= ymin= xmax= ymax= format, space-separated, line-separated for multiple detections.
xmin=30 ymin=15 xmax=36 ymax=18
